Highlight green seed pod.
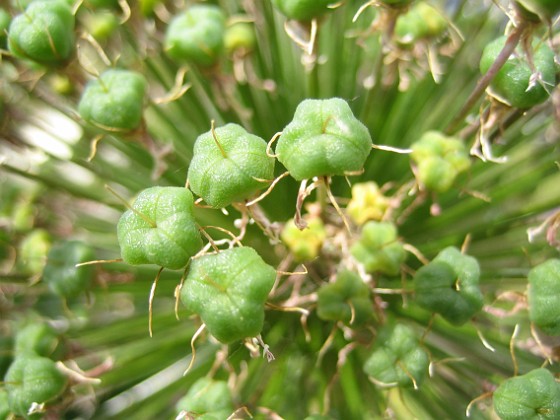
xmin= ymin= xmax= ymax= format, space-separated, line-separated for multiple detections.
xmin=317 ymin=270 xmax=373 ymax=326
xmin=224 ymin=22 xmax=256 ymax=56
xmin=181 ymin=247 xmax=276 ymax=344
xmin=82 ymin=10 xmax=120 ymax=41
xmin=350 ymin=221 xmax=406 ymax=276
xmin=271 ymin=0 xmax=334 ymax=21
xmin=346 ymin=182 xmax=390 ymax=225
xmin=410 ymin=131 xmax=470 ymax=193
xmin=493 ymin=368 xmax=560 ymax=420
xmin=395 ymin=2 xmax=447 ymax=48
xmin=280 ymin=217 xmax=326 ymax=262
xmin=276 ymin=98 xmax=372 ymax=181
xmin=480 ymin=36 xmax=556 ymax=109
xmin=175 ymin=377 xmax=233 ymax=419
xmin=8 ymin=0 xmax=75 ymax=66
xmin=414 ymin=246 xmax=483 ymax=326
xmin=187 ymin=123 xmax=275 ymax=209
xmin=78 ymin=69 xmax=148 ymax=132
xmin=363 ymin=323 xmax=429 ymax=388
xmin=117 ymin=187 xmax=202 ymax=270
xmin=527 ymin=259 xmax=560 ymax=336
xmin=4 ymin=355 xmax=67 ymax=418
xmin=18 ymin=229 xmax=51 ymax=275
xmin=140 ymin=0 xmax=161 ymax=16
xmin=515 ymin=0 xmax=560 ymax=21
xmin=164 ymin=5 xmax=226 ymax=67
xmin=42 ymin=240 xmax=96 ymax=298
xmin=14 ymin=323 xmax=58 ymax=358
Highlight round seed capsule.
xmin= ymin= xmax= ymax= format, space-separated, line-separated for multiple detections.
xmin=175 ymin=377 xmax=233 ymax=419
xmin=364 ymin=323 xmax=429 ymax=388
xmin=350 ymin=221 xmax=406 ymax=276
xmin=4 ymin=355 xmax=67 ymax=418
xmin=493 ymin=368 xmax=560 ymax=420
xmin=527 ymin=259 xmax=560 ymax=336
xmin=480 ymin=36 xmax=556 ymax=109
xmin=187 ymin=123 xmax=275 ymax=209
xmin=395 ymin=2 xmax=447 ymax=48
xmin=410 ymin=131 xmax=470 ymax=193
xmin=14 ymin=323 xmax=59 ymax=358
xmin=317 ymin=270 xmax=373 ymax=326
xmin=78 ymin=69 xmax=148 ymax=132
xmin=117 ymin=187 xmax=202 ymax=270
xmin=164 ymin=4 xmax=226 ymax=67
xmin=276 ymin=98 xmax=372 ymax=181
xmin=8 ymin=0 xmax=75 ymax=65
xmin=414 ymin=246 xmax=483 ymax=326
xmin=42 ymin=240 xmax=96 ymax=298
xmin=180 ymin=247 xmax=276 ymax=344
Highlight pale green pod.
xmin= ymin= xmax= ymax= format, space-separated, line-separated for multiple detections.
xmin=276 ymin=98 xmax=372 ymax=181
xmin=493 ymin=368 xmax=560 ymax=420
xmin=187 ymin=123 xmax=275 ymax=209
xmin=528 ymin=259 xmax=560 ymax=335
xmin=180 ymin=247 xmax=276 ymax=343
xmin=117 ymin=187 xmax=202 ymax=270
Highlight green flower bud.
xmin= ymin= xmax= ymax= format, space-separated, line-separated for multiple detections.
xmin=364 ymin=323 xmax=429 ymax=388
xmin=117 ymin=187 xmax=202 ymax=270
xmin=350 ymin=221 xmax=406 ymax=276
xmin=280 ymin=217 xmax=326 ymax=262
xmin=224 ymin=22 xmax=256 ymax=56
xmin=480 ymin=36 xmax=556 ymax=109
xmin=164 ymin=5 xmax=226 ymax=67
xmin=181 ymin=247 xmax=276 ymax=343
xmin=4 ymin=355 xmax=67 ymax=418
xmin=414 ymin=246 xmax=483 ymax=325
xmin=346 ymin=182 xmax=390 ymax=225
xmin=395 ymin=2 xmax=447 ymax=47
xmin=18 ymin=229 xmax=51 ymax=275
xmin=82 ymin=10 xmax=119 ymax=41
xmin=528 ymin=259 xmax=560 ymax=336
xmin=493 ymin=368 xmax=560 ymax=420
xmin=8 ymin=0 xmax=75 ymax=65
xmin=187 ymin=123 xmax=275 ymax=209
xmin=78 ymin=69 xmax=148 ymax=132
xmin=276 ymin=98 xmax=372 ymax=181
xmin=175 ymin=377 xmax=233 ymax=419
xmin=410 ymin=131 xmax=470 ymax=192
xmin=42 ymin=240 xmax=96 ymax=298
xmin=271 ymin=0 xmax=335 ymax=21
xmin=317 ymin=270 xmax=373 ymax=326
xmin=14 ymin=323 xmax=58 ymax=358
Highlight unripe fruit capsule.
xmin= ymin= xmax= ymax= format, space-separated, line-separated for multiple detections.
xmin=117 ymin=187 xmax=202 ymax=270
xmin=414 ymin=246 xmax=483 ymax=325
xmin=164 ymin=5 xmax=226 ymax=67
xmin=180 ymin=247 xmax=276 ymax=344
xmin=493 ymin=368 xmax=560 ymax=420
xmin=527 ymin=259 xmax=560 ymax=336
xmin=276 ymin=98 xmax=372 ymax=181
xmin=8 ymin=0 xmax=75 ymax=65
xmin=187 ymin=123 xmax=275 ymax=209
xmin=78 ymin=69 xmax=148 ymax=132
